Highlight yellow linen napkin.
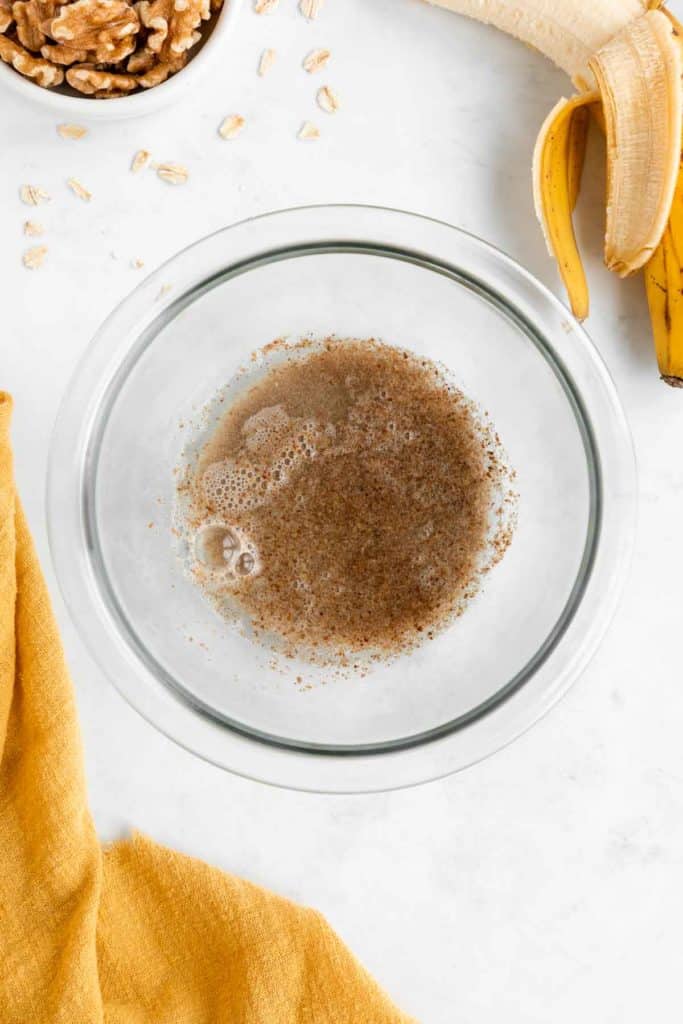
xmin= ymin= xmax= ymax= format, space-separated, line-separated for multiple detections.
xmin=0 ymin=392 xmax=413 ymax=1023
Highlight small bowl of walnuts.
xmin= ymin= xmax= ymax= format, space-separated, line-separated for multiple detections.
xmin=0 ymin=0 xmax=242 ymax=118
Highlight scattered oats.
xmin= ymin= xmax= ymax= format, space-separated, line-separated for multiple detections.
xmin=20 ymin=184 xmax=50 ymax=206
xmin=23 ymin=245 xmax=48 ymax=270
xmin=57 ymin=123 xmax=88 ymax=140
xmin=303 ymin=48 xmax=330 ymax=73
xmin=299 ymin=0 xmax=322 ymax=19
xmin=298 ymin=120 xmax=320 ymax=140
xmin=317 ymin=85 xmax=339 ymax=113
xmin=156 ymin=163 xmax=189 ymax=185
xmin=67 ymin=177 xmax=92 ymax=201
xmin=254 ymin=0 xmax=278 ymax=12
xmin=157 ymin=283 xmax=173 ymax=300
xmin=132 ymin=257 xmax=145 ymax=269
xmin=258 ymin=47 xmax=276 ymax=76
xmin=131 ymin=149 xmax=151 ymax=173
xmin=218 ymin=114 xmax=245 ymax=140
xmin=23 ymin=220 xmax=44 ymax=237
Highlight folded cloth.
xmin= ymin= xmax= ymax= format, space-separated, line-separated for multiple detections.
xmin=0 ymin=393 xmax=413 ymax=1023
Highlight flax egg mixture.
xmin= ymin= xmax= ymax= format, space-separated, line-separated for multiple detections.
xmin=175 ymin=337 xmax=516 ymax=664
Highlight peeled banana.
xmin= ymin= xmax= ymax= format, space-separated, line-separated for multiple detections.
xmin=425 ymin=0 xmax=683 ymax=386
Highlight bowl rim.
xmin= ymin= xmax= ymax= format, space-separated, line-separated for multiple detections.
xmin=0 ymin=0 xmax=243 ymax=120
xmin=47 ymin=204 xmax=637 ymax=792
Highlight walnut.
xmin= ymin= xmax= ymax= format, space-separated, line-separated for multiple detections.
xmin=13 ymin=0 xmax=56 ymax=51
xmin=138 ymin=0 xmax=207 ymax=62
xmin=0 ymin=0 xmax=14 ymax=34
xmin=45 ymin=0 xmax=139 ymax=49
xmin=137 ymin=53 xmax=183 ymax=86
xmin=65 ymin=61 xmax=136 ymax=92
xmin=40 ymin=41 xmax=88 ymax=62
xmin=3 ymin=0 xmax=214 ymax=96
xmin=125 ymin=43 xmax=153 ymax=72
xmin=0 ymin=33 xmax=62 ymax=84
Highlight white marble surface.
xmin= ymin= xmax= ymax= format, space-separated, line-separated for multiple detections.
xmin=4 ymin=1 xmax=683 ymax=1020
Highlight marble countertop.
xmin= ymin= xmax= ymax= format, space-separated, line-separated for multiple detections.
xmin=4 ymin=1 xmax=683 ymax=1019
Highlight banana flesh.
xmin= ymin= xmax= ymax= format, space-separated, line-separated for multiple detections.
xmin=532 ymin=92 xmax=597 ymax=320
xmin=424 ymin=0 xmax=647 ymax=82
xmin=589 ymin=10 xmax=682 ymax=275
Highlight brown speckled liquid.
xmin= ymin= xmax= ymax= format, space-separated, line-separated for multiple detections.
xmin=182 ymin=338 xmax=513 ymax=661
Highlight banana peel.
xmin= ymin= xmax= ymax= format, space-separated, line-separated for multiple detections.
xmin=425 ymin=0 xmax=683 ymax=385
xmin=532 ymin=92 xmax=597 ymax=321
xmin=645 ymin=158 xmax=683 ymax=386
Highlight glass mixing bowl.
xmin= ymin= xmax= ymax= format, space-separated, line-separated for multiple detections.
xmin=48 ymin=206 xmax=636 ymax=792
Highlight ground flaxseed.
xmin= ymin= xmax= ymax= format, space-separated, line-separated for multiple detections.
xmin=180 ymin=337 xmax=514 ymax=661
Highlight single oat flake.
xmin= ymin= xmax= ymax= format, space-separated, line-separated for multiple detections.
xmin=258 ymin=48 xmax=276 ymax=76
xmin=303 ymin=48 xmax=330 ymax=73
xmin=132 ymin=257 xmax=145 ymax=269
xmin=23 ymin=221 xmax=45 ymax=237
xmin=299 ymin=0 xmax=322 ymax=19
xmin=218 ymin=114 xmax=245 ymax=140
xmin=131 ymin=149 xmax=151 ymax=174
xmin=67 ymin=177 xmax=92 ymax=201
xmin=317 ymin=85 xmax=339 ymax=113
xmin=23 ymin=246 xmax=48 ymax=270
xmin=157 ymin=163 xmax=189 ymax=185
xmin=298 ymin=121 xmax=320 ymax=141
xmin=254 ymin=0 xmax=278 ymax=12
xmin=20 ymin=185 xmax=50 ymax=206
xmin=57 ymin=123 xmax=88 ymax=140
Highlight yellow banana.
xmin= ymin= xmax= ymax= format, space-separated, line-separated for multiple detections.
xmin=425 ymin=0 xmax=683 ymax=384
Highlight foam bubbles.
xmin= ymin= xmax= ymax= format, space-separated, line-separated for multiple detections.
xmin=200 ymin=414 xmax=325 ymax=517
xmin=192 ymin=520 xmax=260 ymax=586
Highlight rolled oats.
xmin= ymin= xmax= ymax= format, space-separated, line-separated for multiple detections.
xmin=218 ymin=113 xmax=244 ymax=139
xmin=298 ymin=120 xmax=319 ymax=140
xmin=23 ymin=245 xmax=48 ymax=269
xmin=316 ymin=84 xmax=338 ymax=113
xmin=57 ymin=122 xmax=88 ymax=138
xmin=20 ymin=183 xmax=50 ymax=205
xmin=67 ymin=176 xmax=92 ymax=200
xmin=302 ymin=47 xmax=329 ymax=73
xmin=299 ymin=0 xmax=321 ymax=20
xmin=23 ymin=220 xmax=45 ymax=235
xmin=130 ymin=148 xmax=151 ymax=172
xmin=258 ymin=46 xmax=275 ymax=75
xmin=156 ymin=162 xmax=189 ymax=184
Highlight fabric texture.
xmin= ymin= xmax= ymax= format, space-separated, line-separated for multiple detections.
xmin=0 ymin=393 xmax=413 ymax=1023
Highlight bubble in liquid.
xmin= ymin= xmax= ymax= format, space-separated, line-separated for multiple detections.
xmin=195 ymin=524 xmax=238 ymax=569
xmin=236 ymin=552 xmax=255 ymax=575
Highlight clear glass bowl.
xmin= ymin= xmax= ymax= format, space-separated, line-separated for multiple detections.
xmin=48 ymin=206 xmax=636 ymax=792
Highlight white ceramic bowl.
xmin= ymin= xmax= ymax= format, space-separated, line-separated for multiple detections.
xmin=0 ymin=0 xmax=243 ymax=120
